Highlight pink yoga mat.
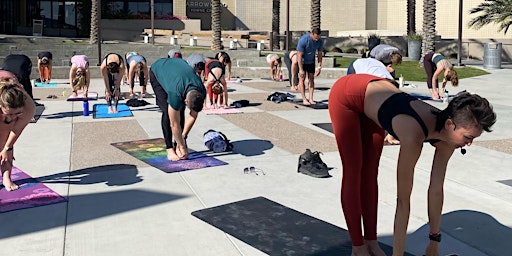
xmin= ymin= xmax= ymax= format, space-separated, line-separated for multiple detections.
xmin=0 ymin=167 xmax=67 ymax=213
xmin=202 ymin=108 xmax=243 ymax=115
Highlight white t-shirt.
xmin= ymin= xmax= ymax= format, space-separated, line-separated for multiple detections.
xmin=353 ymin=58 xmax=394 ymax=79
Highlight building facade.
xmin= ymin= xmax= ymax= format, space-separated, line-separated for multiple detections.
xmin=1 ymin=0 xmax=508 ymax=40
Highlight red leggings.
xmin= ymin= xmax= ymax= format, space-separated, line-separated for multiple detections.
xmin=328 ymin=74 xmax=385 ymax=246
xmin=41 ymin=66 xmax=51 ymax=81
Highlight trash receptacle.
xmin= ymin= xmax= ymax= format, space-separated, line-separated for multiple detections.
xmin=483 ymin=42 xmax=502 ymax=69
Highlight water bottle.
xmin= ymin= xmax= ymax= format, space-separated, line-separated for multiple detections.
xmin=443 ymin=91 xmax=449 ymax=103
xmin=83 ymin=100 xmax=89 ymax=116
xmin=279 ymin=71 xmax=283 ymax=82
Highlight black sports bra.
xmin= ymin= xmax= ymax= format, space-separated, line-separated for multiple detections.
xmin=378 ymin=92 xmax=429 ymax=140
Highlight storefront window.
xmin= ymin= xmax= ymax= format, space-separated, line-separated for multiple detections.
xmin=39 ymin=0 xmax=76 ymax=29
xmin=102 ymin=0 xmax=175 ymax=19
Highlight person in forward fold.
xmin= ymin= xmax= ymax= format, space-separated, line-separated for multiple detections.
xmin=150 ymin=57 xmax=206 ymax=161
xmin=266 ymin=53 xmax=282 ymax=81
xmin=100 ymin=53 xmax=126 ymax=114
xmin=204 ymin=52 xmax=230 ymax=109
xmin=369 ymin=44 xmax=402 ymax=78
xmin=37 ymin=51 xmax=53 ymax=84
xmin=297 ymin=28 xmax=324 ymax=105
xmin=125 ymin=52 xmax=149 ymax=98
xmin=1 ymin=54 xmax=43 ymax=106
xmin=214 ymin=51 xmax=232 ymax=81
xmin=69 ymin=55 xmax=90 ymax=98
xmin=0 ymin=77 xmax=36 ymax=191
xmin=328 ymin=74 xmax=496 ymax=255
xmin=423 ymin=52 xmax=459 ymax=101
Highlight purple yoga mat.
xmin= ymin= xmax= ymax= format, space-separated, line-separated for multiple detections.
xmin=0 ymin=167 xmax=67 ymax=213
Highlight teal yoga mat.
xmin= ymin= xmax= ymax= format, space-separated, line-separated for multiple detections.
xmin=93 ymin=103 xmax=133 ymax=119
xmin=35 ymin=82 xmax=57 ymax=87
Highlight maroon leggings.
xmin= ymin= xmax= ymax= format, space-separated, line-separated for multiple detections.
xmin=328 ymin=74 xmax=385 ymax=246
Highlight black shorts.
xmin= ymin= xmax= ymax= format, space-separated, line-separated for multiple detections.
xmin=303 ymin=63 xmax=316 ymax=74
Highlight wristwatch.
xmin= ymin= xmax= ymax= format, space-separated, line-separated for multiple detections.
xmin=429 ymin=232 xmax=441 ymax=242
xmin=4 ymin=146 xmax=13 ymax=151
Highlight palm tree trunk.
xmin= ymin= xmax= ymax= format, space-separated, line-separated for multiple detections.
xmin=310 ymin=0 xmax=321 ymax=31
xmin=272 ymin=0 xmax=280 ymax=50
xmin=407 ymin=0 xmax=416 ymax=35
xmin=421 ymin=0 xmax=436 ymax=62
xmin=89 ymin=0 xmax=99 ymax=44
xmin=211 ymin=0 xmax=222 ymax=51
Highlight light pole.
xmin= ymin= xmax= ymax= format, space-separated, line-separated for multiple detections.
xmin=286 ymin=0 xmax=290 ymax=51
xmin=151 ymin=0 xmax=155 ymax=45
xmin=457 ymin=0 xmax=463 ymax=66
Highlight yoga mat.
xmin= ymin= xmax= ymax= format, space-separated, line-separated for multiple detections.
xmin=93 ymin=103 xmax=133 ymax=119
xmin=35 ymin=82 xmax=57 ymax=87
xmin=0 ymin=166 xmax=67 ymax=213
xmin=192 ymin=197 xmax=413 ymax=256
xmin=291 ymin=99 xmax=328 ymax=109
xmin=313 ymin=123 xmax=400 ymax=146
xmin=112 ymin=138 xmax=227 ymax=173
xmin=30 ymin=105 xmax=45 ymax=123
xmin=202 ymin=108 xmax=243 ymax=115
xmin=67 ymin=91 xmax=98 ymax=101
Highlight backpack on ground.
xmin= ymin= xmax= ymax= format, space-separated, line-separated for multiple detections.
xmin=203 ymin=129 xmax=233 ymax=153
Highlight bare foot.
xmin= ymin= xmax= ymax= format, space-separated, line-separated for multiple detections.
xmin=302 ymin=99 xmax=311 ymax=105
xmin=113 ymin=107 xmax=118 ymax=114
xmin=222 ymin=105 xmax=230 ymax=109
xmin=3 ymin=172 xmax=19 ymax=191
xmin=167 ymin=148 xmax=180 ymax=161
xmin=291 ymin=86 xmax=297 ymax=91
xmin=309 ymin=99 xmax=316 ymax=105
xmin=365 ymin=240 xmax=386 ymax=256
xmin=351 ymin=245 xmax=370 ymax=256
xmin=72 ymin=92 xmax=78 ymax=98
xmin=108 ymin=107 xmax=114 ymax=114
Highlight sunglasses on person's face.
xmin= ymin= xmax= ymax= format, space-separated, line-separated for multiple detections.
xmin=243 ymin=166 xmax=266 ymax=175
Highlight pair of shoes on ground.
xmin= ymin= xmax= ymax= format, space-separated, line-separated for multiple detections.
xmin=46 ymin=95 xmax=58 ymax=99
xmin=297 ymin=149 xmax=330 ymax=178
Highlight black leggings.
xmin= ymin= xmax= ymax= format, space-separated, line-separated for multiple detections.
xmin=106 ymin=72 xmax=120 ymax=107
xmin=150 ymin=71 xmax=185 ymax=149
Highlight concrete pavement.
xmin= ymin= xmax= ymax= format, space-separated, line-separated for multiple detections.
xmin=0 ymin=64 xmax=511 ymax=255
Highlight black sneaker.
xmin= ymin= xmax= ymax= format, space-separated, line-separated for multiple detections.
xmin=297 ymin=161 xmax=330 ymax=178
xmin=299 ymin=149 xmax=328 ymax=171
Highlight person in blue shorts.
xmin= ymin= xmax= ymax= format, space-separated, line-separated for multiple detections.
xmin=150 ymin=58 xmax=206 ymax=161
xmin=297 ymin=28 xmax=324 ymax=105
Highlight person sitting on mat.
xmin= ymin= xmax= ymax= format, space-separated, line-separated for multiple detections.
xmin=37 ymin=51 xmax=53 ymax=84
xmin=328 ymin=74 xmax=496 ymax=255
xmin=0 ymin=78 xmax=36 ymax=191
xmin=266 ymin=53 xmax=282 ymax=81
xmin=423 ymin=52 xmax=459 ymax=101
xmin=100 ymin=53 xmax=126 ymax=114
xmin=214 ymin=51 xmax=232 ymax=81
xmin=125 ymin=52 xmax=149 ymax=98
xmin=204 ymin=52 xmax=230 ymax=109
xmin=69 ymin=55 xmax=90 ymax=98
xmin=150 ymin=57 xmax=206 ymax=161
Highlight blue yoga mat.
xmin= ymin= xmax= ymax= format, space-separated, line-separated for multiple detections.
xmin=35 ymin=82 xmax=57 ymax=87
xmin=93 ymin=103 xmax=133 ymax=119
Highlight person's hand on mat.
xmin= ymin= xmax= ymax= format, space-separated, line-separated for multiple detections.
xmin=176 ymin=145 xmax=188 ymax=160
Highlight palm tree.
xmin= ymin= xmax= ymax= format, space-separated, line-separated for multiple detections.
xmin=468 ymin=0 xmax=512 ymax=35
xmin=90 ymin=0 xmax=99 ymax=44
xmin=407 ymin=0 xmax=416 ymax=35
xmin=211 ymin=0 xmax=222 ymax=51
xmin=421 ymin=0 xmax=436 ymax=62
xmin=272 ymin=0 xmax=280 ymax=50
xmin=311 ymin=0 xmax=321 ymax=31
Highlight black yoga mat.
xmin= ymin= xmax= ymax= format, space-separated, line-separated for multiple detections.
xmin=192 ymin=196 xmax=413 ymax=256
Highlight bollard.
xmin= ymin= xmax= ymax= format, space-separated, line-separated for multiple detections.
xmin=170 ymin=36 xmax=178 ymax=45
xmin=83 ymin=100 xmax=89 ymax=116
xmin=189 ymin=37 xmax=197 ymax=47
xmin=257 ymin=40 xmax=265 ymax=50
xmin=230 ymin=39 xmax=238 ymax=50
